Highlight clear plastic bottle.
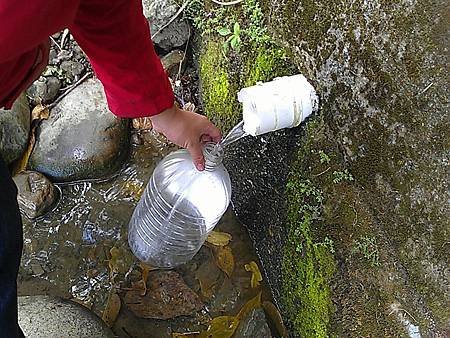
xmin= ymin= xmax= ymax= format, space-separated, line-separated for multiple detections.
xmin=128 ymin=143 xmax=231 ymax=268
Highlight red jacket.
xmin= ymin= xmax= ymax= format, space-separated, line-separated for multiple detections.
xmin=0 ymin=0 xmax=174 ymax=118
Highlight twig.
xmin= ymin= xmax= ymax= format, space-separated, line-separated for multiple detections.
xmin=211 ymin=0 xmax=244 ymax=5
xmin=60 ymin=28 xmax=70 ymax=49
xmin=419 ymin=82 xmax=433 ymax=95
xmin=313 ymin=166 xmax=330 ymax=177
xmin=47 ymin=72 xmax=92 ymax=109
xmin=49 ymin=36 xmax=62 ymax=52
xmin=151 ymin=1 xmax=191 ymax=39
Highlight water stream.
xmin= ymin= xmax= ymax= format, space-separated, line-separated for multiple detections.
xmin=18 ymin=130 xmax=275 ymax=337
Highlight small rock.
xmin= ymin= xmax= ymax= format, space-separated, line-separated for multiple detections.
xmin=18 ymin=295 xmax=115 ymax=338
xmin=234 ymin=308 xmax=272 ymax=338
xmin=27 ymin=76 xmax=61 ymax=105
xmin=60 ymin=60 xmax=85 ymax=80
xmin=29 ymin=78 xmax=129 ymax=182
xmin=161 ymin=50 xmax=185 ymax=77
xmin=13 ymin=171 xmax=57 ymax=219
xmin=143 ymin=0 xmax=190 ymax=50
xmin=0 ymin=93 xmax=30 ymax=164
xmin=124 ymin=270 xmax=203 ymax=319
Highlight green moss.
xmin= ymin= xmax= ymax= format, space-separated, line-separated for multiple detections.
xmin=199 ymin=40 xmax=239 ymax=132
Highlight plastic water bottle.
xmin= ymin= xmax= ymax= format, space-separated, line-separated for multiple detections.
xmin=128 ymin=143 xmax=231 ymax=268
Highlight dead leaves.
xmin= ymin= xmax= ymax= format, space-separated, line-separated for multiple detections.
xmin=206 ymin=231 xmax=232 ymax=247
xmin=102 ymin=292 xmax=121 ymax=327
xmin=244 ymin=261 xmax=263 ymax=288
xmin=13 ymin=103 xmax=50 ymax=175
xmin=262 ymin=301 xmax=289 ymax=338
xmin=212 ymin=245 xmax=235 ymax=278
xmin=198 ymin=316 xmax=239 ymax=338
xmin=199 ymin=292 xmax=262 ymax=338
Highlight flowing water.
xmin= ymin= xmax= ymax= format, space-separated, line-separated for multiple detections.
xmin=18 ymin=130 xmax=275 ymax=337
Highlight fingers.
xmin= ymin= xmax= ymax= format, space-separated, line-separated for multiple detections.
xmin=205 ymin=123 xmax=222 ymax=143
xmin=187 ymin=141 xmax=205 ymax=171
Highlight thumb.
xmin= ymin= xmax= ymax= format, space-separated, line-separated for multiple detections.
xmin=187 ymin=142 xmax=205 ymax=171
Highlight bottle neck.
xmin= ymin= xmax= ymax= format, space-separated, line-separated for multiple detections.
xmin=203 ymin=143 xmax=224 ymax=171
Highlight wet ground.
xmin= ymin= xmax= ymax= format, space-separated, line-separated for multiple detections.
xmin=17 ymin=130 xmax=275 ymax=337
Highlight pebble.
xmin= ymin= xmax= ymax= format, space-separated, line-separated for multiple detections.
xmin=13 ymin=171 xmax=58 ymax=219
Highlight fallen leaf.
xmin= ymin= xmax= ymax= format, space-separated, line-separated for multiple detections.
xmin=206 ymin=231 xmax=232 ymax=247
xmin=262 ymin=301 xmax=288 ymax=338
xmin=31 ymin=103 xmax=50 ymax=121
xmin=244 ymin=261 xmax=263 ymax=288
xmin=132 ymin=262 xmax=158 ymax=296
xmin=102 ymin=292 xmax=121 ymax=327
xmin=198 ymin=316 xmax=239 ymax=338
xmin=12 ymin=104 xmax=50 ymax=175
xmin=125 ymin=270 xmax=203 ymax=320
xmin=237 ymin=292 xmax=262 ymax=321
xmin=213 ymin=246 xmax=235 ymax=277
xmin=71 ymin=297 xmax=93 ymax=310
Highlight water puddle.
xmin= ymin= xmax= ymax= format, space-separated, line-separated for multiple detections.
xmin=18 ymin=130 xmax=277 ymax=337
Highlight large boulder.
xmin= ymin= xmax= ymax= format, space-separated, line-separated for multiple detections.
xmin=29 ymin=78 xmax=129 ymax=182
xmin=0 ymin=93 xmax=30 ymax=164
xmin=198 ymin=0 xmax=449 ymax=336
xmin=142 ymin=0 xmax=190 ymax=50
xmin=18 ymin=295 xmax=114 ymax=338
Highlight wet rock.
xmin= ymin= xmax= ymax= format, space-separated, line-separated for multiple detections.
xmin=0 ymin=93 xmax=30 ymax=164
xmin=234 ymin=308 xmax=272 ymax=338
xmin=29 ymin=78 xmax=129 ymax=182
xmin=142 ymin=0 xmax=190 ymax=50
xmin=13 ymin=171 xmax=57 ymax=219
xmin=27 ymin=76 xmax=61 ymax=105
xmin=18 ymin=295 xmax=115 ymax=338
xmin=124 ymin=270 xmax=203 ymax=319
xmin=161 ymin=50 xmax=185 ymax=76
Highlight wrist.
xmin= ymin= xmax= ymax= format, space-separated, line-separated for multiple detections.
xmin=150 ymin=104 xmax=178 ymax=133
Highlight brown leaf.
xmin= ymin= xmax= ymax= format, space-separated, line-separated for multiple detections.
xmin=244 ymin=261 xmax=263 ymax=288
xmin=31 ymin=104 xmax=50 ymax=121
xmin=198 ymin=316 xmax=239 ymax=338
xmin=213 ymin=246 xmax=235 ymax=277
xmin=125 ymin=271 xmax=203 ymax=320
xmin=132 ymin=262 xmax=158 ymax=296
xmin=12 ymin=104 xmax=50 ymax=175
xmin=102 ymin=292 xmax=121 ymax=327
xmin=237 ymin=292 xmax=262 ymax=321
xmin=206 ymin=231 xmax=232 ymax=247
xmin=262 ymin=301 xmax=288 ymax=338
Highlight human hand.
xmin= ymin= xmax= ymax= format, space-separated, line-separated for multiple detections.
xmin=150 ymin=104 xmax=222 ymax=171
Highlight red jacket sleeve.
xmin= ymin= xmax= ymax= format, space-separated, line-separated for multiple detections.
xmin=69 ymin=0 xmax=174 ymax=118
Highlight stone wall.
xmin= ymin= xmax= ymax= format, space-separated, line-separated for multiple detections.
xmin=197 ymin=0 xmax=449 ymax=336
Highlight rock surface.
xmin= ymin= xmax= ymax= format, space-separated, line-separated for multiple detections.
xmin=0 ymin=93 xmax=30 ymax=164
xmin=199 ymin=0 xmax=449 ymax=336
xmin=124 ymin=270 xmax=203 ymax=319
xmin=29 ymin=78 xmax=129 ymax=182
xmin=18 ymin=295 xmax=114 ymax=338
xmin=13 ymin=171 xmax=58 ymax=219
xmin=142 ymin=0 xmax=190 ymax=50
xmin=234 ymin=308 xmax=272 ymax=338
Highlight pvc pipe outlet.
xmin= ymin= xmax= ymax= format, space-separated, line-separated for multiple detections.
xmin=237 ymin=74 xmax=319 ymax=136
